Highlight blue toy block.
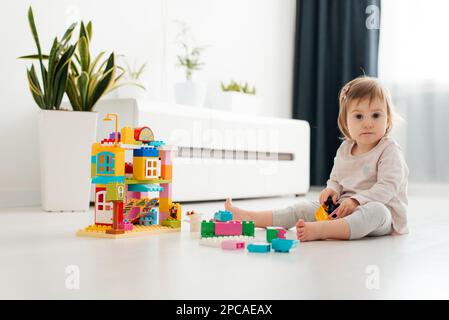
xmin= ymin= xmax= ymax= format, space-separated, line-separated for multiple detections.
xmin=133 ymin=147 xmax=159 ymax=157
xmin=127 ymin=184 xmax=163 ymax=192
xmin=92 ymin=176 xmax=125 ymax=184
xmin=247 ymin=242 xmax=271 ymax=253
xmin=214 ymin=210 xmax=233 ymax=222
xmin=91 ymin=155 xmax=97 ymax=164
xmin=271 ymin=239 xmax=299 ymax=253
xmin=149 ymin=140 xmax=165 ymax=147
xmin=109 ymin=131 xmax=121 ymax=140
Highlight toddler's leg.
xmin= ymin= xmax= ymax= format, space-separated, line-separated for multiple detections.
xmin=272 ymin=200 xmax=320 ymax=229
xmin=343 ymin=202 xmax=393 ymax=239
xmin=225 ymin=198 xmax=319 ymax=229
xmin=296 ymin=202 xmax=392 ymax=241
xmin=225 ymin=198 xmax=273 ymax=227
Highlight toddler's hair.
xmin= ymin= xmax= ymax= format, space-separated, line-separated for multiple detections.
xmin=338 ymin=76 xmax=397 ymax=140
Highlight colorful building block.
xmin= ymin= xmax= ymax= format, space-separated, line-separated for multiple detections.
xmin=247 ymin=242 xmax=271 ymax=253
xmin=266 ymin=227 xmax=287 ymax=243
xmin=105 ymin=182 xmax=126 ymax=201
xmin=160 ymin=164 xmax=172 ymax=180
xmin=242 ymin=221 xmax=255 ymax=237
xmin=271 ymin=239 xmax=299 ymax=253
xmin=215 ymin=221 xmax=242 ymax=236
xmin=201 ymin=220 xmax=216 ymax=237
xmin=120 ymin=126 xmax=135 ymax=145
xmin=214 ymin=210 xmax=233 ymax=222
xmin=134 ymin=127 xmax=154 ymax=142
xmin=221 ymin=240 xmax=245 ymax=250
xmin=79 ymin=114 xmax=181 ymax=239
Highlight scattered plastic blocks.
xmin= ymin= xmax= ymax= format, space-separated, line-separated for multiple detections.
xmin=266 ymin=226 xmax=287 ymax=243
xmin=221 ymin=240 xmax=245 ymax=250
xmin=247 ymin=242 xmax=271 ymax=253
xmin=215 ymin=221 xmax=242 ymax=236
xmin=271 ymin=239 xmax=299 ymax=253
xmin=214 ymin=210 xmax=233 ymax=222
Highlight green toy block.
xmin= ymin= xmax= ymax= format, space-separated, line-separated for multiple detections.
xmin=201 ymin=220 xmax=215 ymax=238
xmin=266 ymin=228 xmax=279 ymax=243
xmin=242 ymin=221 xmax=255 ymax=237
xmin=161 ymin=219 xmax=181 ymax=228
xmin=106 ymin=182 xmax=126 ymax=201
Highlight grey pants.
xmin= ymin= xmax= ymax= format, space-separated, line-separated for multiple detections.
xmin=272 ymin=200 xmax=393 ymax=240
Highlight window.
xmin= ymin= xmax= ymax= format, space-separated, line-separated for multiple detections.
xmin=97 ymin=152 xmax=115 ymax=174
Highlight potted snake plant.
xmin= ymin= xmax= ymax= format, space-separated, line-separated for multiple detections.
xmin=173 ymin=20 xmax=208 ymax=107
xmin=20 ymin=7 xmax=124 ymax=211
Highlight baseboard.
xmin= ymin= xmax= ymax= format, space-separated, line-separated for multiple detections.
xmin=0 ymin=188 xmax=41 ymax=208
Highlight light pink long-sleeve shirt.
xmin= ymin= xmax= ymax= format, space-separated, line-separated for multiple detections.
xmin=326 ymin=136 xmax=409 ymax=234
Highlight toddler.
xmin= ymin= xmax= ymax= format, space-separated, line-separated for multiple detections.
xmin=225 ymin=76 xmax=409 ymax=241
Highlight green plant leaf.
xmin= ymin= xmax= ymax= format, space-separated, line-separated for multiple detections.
xmin=18 ymin=54 xmax=49 ymax=60
xmin=86 ymin=21 xmax=93 ymax=41
xmin=78 ymin=36 xmax=90 ymax=72
xmin=66 ymin=75 xmax=81 ymax=111
xmin=27 ymin=6 xmax=47 ymax=95
xmin=77 ymin=71 xmax=89 ymax=109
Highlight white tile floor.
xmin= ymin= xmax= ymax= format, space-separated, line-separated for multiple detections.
xmin=1 ymin=189 xmax=448 ymax=299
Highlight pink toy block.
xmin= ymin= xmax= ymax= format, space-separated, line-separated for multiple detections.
xmin=221 ymin=240 xmax=245 ymax=250
xmin=160 ymin=183 xmax=172 ymax=198
xmin=159 ymin=150 xmax=172 ymax=165
xmin=215 ymin=221 xmax=242 ymax=236
xmin=277 ymin=229 xmax=287 ymax=239
xmin=159 ymin=211 xmax=168 ymax=222
xmin=118 ymin=222 xmax=133 ymax=231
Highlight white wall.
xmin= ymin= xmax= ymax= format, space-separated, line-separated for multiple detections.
xmin=0 ymin=0 xmax=296 ymax=207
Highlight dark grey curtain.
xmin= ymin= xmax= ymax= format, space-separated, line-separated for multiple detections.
xmin=293 ymin=0 xmax=380 ymax=185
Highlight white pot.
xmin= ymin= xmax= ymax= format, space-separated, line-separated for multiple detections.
xmin=38 ymin=110 xmax=98 ymax=211
xmin=174 ymin=81 xmax=207 ymax=107
xmin=214 ymin=91 xmax=261 ymax=115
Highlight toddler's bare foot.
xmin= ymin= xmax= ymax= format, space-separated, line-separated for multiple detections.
xmin=296 ymin=219 xmax=324 ymax=242
xmin=225 ymin=198 xmax=248 ymax=221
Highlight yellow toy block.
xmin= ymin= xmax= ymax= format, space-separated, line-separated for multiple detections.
xmin=315 ymin=206 xmax=330 ymax=221
xmin=133 ymin=157 xmax=160 ymax=180
xmin=120 ymin=126 xmax=135 ymax=145
xmin=161 ymin=164 xmax=172 ymax=180
xmin=76 ymin=224 xmax=180 ymax=239
xmin=169 ymin=202 xmax=182 ymax=220
xmin=159 ymin=197 xmax=171 ymax=213
xmin=92 ymin=143 xmax=125 ymax=176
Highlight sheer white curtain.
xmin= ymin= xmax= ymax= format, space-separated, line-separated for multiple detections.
xmin=379 ymin=0 xmax=449 ymax=184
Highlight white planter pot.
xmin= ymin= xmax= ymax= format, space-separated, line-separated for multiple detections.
xmin=38 ymin=110 xmax=98 ymax=211
xmin=174 ymin=81 xmax=207 ymax=107
xmin=213 ymin=91 xmax=261 ymax=115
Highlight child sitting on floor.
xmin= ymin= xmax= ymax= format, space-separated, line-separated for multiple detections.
xmin=225 ymin=76 xmax=409 ymax=241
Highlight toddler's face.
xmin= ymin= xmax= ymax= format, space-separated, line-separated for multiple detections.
xmin=346 ymin=98 xmax=388 ymax=147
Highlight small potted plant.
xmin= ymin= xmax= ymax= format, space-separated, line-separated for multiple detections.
xmin=173 ymin=20 xmax=208 ymax=107
xmin=20 ymin=7 xmax=125 ymax=211
xmin=215 ymin=80 xmax=260 ymax=115
xmin=116 ymin=56 xmax=148 ymax=99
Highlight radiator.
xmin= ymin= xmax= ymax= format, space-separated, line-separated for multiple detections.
xmin=93 ymin=98 xmax=310 ymax=201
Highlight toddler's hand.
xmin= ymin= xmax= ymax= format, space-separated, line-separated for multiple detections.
xmin=319 ymin=188 xmax=339 ymax=207
xmin=333 ymin=198 xmax=360 ymax=219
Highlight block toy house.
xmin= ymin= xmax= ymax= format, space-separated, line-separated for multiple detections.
xmin=76 ymin=113 xmax=181 ymax=239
